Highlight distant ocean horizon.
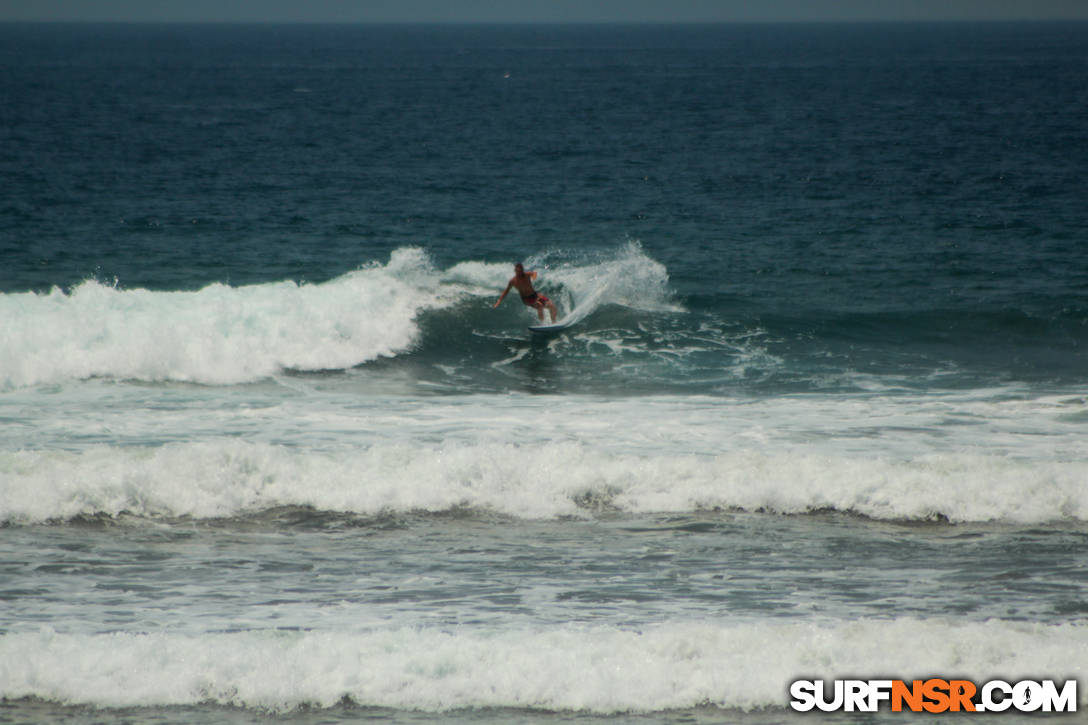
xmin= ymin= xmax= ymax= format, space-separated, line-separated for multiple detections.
xmin=1 ymin=20 xmax=1086 ymax=724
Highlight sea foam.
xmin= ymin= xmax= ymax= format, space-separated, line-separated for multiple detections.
xmin=3 ymin=439 xmax=1086 ymax=525
xmin=0 ymin=248 xmax=478 ymax=389
xmin=2 ymin=619 xmax=1084 ymax=712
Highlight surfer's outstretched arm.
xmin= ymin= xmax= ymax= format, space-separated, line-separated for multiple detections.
xmin=493 ymin=280 xmax=513 ymax=308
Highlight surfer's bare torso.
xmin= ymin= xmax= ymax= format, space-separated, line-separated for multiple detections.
xmin=493 ymin=263 xmax=558 ymax=323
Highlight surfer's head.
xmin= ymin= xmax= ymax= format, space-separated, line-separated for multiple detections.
xmin=514 ymin=262 xmax=525 ymax=276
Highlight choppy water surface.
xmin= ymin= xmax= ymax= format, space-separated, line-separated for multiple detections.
xmin=2 ymin=21 xmax=1087 ymax=723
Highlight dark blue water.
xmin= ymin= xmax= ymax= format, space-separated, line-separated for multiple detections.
xmin=2 ymin=22 xmax=1087 ymax=723
xmin=4 ymin=22 xmax=1087 ymax=394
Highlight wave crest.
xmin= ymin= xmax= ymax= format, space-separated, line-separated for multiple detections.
xmin=3 ymin=441 xmax=1085 ymax=525
xmin=0 ymin=244 xmax=680 ymax=389
xmin=3 ymin=619 xmax=1084 ymax=712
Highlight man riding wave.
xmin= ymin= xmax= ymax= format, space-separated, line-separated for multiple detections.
xmin=493 ymin=262 xmax=558 ymax=323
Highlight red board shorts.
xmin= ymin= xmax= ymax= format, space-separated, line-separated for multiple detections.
xmin=521 ymin=292 xmax=550 ymax=309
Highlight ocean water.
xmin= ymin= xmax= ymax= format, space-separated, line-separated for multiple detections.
xmin=1 ymin=21 xmax=1087 ymax=724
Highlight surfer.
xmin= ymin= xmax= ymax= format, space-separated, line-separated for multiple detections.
xmin=493 ymin=262 xmax=558 ymax=323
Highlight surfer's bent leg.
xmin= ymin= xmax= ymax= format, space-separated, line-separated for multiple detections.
xmin=540 ymin=295 xmax=557 ymax=322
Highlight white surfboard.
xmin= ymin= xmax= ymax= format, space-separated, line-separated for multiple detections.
xmin=528 ymin=318 xmax=576 ymax=334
